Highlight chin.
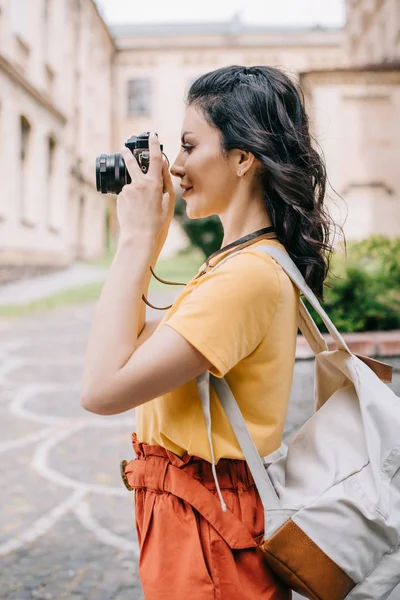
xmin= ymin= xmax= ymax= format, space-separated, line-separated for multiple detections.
xmin=185 ymin=202 xmax=200 ymax=219
xmin=186 ymin=204 xmax=213 ymax=220
xmin=186 ymin=209 xmax=209 ymax=220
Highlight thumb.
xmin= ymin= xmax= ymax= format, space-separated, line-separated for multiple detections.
xmin=161 ymin=158 xmax=175 ymax=219
xmin=162 ymin=156 xmax=174 ymax=198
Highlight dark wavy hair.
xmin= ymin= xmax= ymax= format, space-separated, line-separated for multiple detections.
xmin=187 ymin=65 xmax=344 ymax=301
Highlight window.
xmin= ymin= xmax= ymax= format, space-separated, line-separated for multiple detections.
xmin=20 ymin=115 xmax=30 ymax=162
xmin=127 ymin=79 xmax=151 ymax=116
xmin=19 ymin=115 xmax=31 ymax=223
xmin=44 ymin=0 xmax=50 ymax=20
xmin=46 ymin=135 xmax=57 ymax=229
xmin=11 ymin=0 xmax=26 ymax=38
xmin=47 ymin=135 xmax=56 ymax=177
xmin=43 ymin=0 xmax=51 ymax=59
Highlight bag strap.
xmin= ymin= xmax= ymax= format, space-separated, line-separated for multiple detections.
xmin=197 ymin=370 xmax=281 ymax=518
xmin=254 ymin=246 xmax=392 ymax=382
xmin=253 ymin=245 xmax=351 ymax=354
xmin=207 ymin=245 xmax=342 ymax=356
xmin=298 ymin=299 xmax=329 ymax=355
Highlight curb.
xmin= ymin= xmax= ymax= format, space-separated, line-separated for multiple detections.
xmin=296 ymin=329 xmax=400 ymax=359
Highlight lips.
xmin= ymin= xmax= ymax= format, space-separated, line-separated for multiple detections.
xmin=181 ymin=186 xmax=193 ymax=198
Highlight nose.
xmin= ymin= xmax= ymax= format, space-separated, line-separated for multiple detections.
xmin=170 ymin=153 xmax=185 ymax=180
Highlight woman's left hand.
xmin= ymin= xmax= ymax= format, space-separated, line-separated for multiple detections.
xmin=118 ymin=132 xmax=175 ymax=255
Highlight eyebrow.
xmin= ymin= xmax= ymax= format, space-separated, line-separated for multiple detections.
xmin=181 ymin=131 xmax=194 ymax=142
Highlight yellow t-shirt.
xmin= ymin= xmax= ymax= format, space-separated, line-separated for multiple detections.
xmin=135 ymin=238 xmax=300 ymax=463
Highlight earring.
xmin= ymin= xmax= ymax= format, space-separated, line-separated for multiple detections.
xmin=237 ymin=169 xmax=242 ymax=176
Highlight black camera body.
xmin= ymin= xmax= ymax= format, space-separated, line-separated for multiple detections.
xmin=96 ymin=132 xmax=164 ymax=195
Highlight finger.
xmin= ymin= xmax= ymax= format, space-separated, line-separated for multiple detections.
xmin=161 ymin=165 xmax=175 ymax=222
xmin=147 ymin=132 xmax=163 ymax=178
xmin=121 ymin=147 xmax=142 ymax=181
xmin=162 ymin=156 xmax=174 ymax=197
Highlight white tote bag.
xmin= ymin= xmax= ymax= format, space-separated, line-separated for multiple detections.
xmin=196 ymin=244 xmax=399 ymax=600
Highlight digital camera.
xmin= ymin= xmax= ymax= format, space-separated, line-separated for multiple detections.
xmin=95 ymin=132 xmax=165 ymax=195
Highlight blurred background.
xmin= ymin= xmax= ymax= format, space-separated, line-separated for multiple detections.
xmin=1 ymin=0 xmax=399 ymax=331
xmin=0 ymin=3 xmax=400 ymax=599
xmin=1 ymin=0 xmax=399 ymax=273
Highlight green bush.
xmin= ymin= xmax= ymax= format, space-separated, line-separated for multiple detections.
xmin=174 ymin=194 xmax=223 ymax=258
xmin=174 ymin=192 xmax=400 ymax=334
xmin=304 ymin=235 xmax=400 ymax=333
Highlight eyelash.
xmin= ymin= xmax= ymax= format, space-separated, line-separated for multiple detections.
xmin=181 ymin=144 xmax=194 ymax=153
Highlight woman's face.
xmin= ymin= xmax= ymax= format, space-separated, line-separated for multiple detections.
xmin=170 ymin=105 xmax=239 ymax=219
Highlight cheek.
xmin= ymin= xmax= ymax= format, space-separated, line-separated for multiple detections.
xmin=185 ymin=161 xmax=234 ymax=218
xmin=187 ymin=151 xmax=232 ymax=193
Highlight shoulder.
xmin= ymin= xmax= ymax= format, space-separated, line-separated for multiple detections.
xmin=208 ymin=242 xmax=283 ymax=282
xmin=243 ymin=242 xmax=295 ymax=286
xmin=196 ymin=244 xmax=282 ymax=303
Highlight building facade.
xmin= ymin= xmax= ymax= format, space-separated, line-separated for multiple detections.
xmin=300 ymin=67 xmax=400 ymax=241
xmin=0 ymin=0 xmax=399 ymax=269
xmin=345 ymin=0 xmax=400 ymax=65
xmin=0 ymin=0 xmax=114 ymax=270
xmin=301 ymin=0 xmax=400 ymax=241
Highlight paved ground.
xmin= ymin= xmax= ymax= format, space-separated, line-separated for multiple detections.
xmin=0 ymin=264 xmax=109 ymax=307
xmin=1 ymin=290 xmax=400 ymax=599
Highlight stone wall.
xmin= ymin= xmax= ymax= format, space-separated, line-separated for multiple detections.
xmin=346 ymin=0 xmax=400 ymax=65
xmin=300 ymin=68 xmax=400 ymax=242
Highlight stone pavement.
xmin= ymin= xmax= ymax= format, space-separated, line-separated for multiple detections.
xmin=0 ymin=292 xmax=400 ymax=599
xmin=0 ymin=264 xmax=109 ymax=307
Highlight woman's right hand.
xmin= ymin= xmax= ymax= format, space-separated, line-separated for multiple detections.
xmin=150 ymin=157 xmax=176 ymax=265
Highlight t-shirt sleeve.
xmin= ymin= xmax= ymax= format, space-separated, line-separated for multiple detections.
xmin=164 ymin=252 xmax=281 ymax=377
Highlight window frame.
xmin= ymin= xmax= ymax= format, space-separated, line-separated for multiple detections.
xmin=127 ymin=78 xmax=152 ymax=117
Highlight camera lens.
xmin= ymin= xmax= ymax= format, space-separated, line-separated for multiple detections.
xmin=95 ymin=153 xmax=132 ymax=195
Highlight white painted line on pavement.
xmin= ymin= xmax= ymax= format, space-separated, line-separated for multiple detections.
xmin=32 ymin=426 xmax=127 ymax=497
xmin=0 ymin=489 xmax=87 ymax=556
xmin=9 ymin=384 xmax=134 ymax=428
xmin=11 ymin=386 xmax=66 ymax=425
xmin=0 ymin=339 xmax=31 ymax=353
xmin=73 ymin=499 xmax=137 ymax=555
xmin=83 ymin=418 xmax=135 ymax=429
xmin=1 ymin=334 xmax=88 ymax=350
xmin=12 ymin=358 xmax=84 ymax=366
xmin=0 ymin=426 xmax=55 ymax=453
xmin=0 ymin=358 xmax=23 ymax=386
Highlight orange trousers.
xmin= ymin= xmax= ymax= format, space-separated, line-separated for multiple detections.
xmin=122 ymin=434 xmax=291 ymax=600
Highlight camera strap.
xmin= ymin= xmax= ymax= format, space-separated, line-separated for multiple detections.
xmin=142 ymin=225 xmax=277 ymax=311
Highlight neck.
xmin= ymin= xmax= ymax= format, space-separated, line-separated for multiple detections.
xmin=220 ymin=199 xmax=272 ymax=247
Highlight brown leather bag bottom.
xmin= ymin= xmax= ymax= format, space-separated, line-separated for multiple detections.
xmin=259 ymin=519 xmax=355 ymax=600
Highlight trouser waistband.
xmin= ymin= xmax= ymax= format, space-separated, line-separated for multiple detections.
xmin=121 ymin=434 xmax=258 ymax=550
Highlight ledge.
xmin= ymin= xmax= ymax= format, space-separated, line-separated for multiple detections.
xmin=0 ymin=53 xmax=67 ymax=125
xmin=296 ymin=329 xmax=400 ymax=359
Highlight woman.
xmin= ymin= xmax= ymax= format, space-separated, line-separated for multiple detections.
xmin=81 ymin=65 xmax=338 ymax=599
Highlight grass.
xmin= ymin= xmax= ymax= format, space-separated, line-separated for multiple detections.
xmin=149 ymin=245 xmax=205 ymax=290
xmin=0 ymin=246 xmax=205 ymax=320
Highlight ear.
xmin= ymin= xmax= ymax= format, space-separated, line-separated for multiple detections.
xmin=231 ymin=149 xmax=257 ymax=177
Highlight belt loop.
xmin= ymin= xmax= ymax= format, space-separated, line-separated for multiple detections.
xmin=230 ymin=460 xmax=240 ymax=491
xmin=144 ymin=455 xmax=170 ymax=493
xmin=158 ymin=457 xmax=169 ymax=492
